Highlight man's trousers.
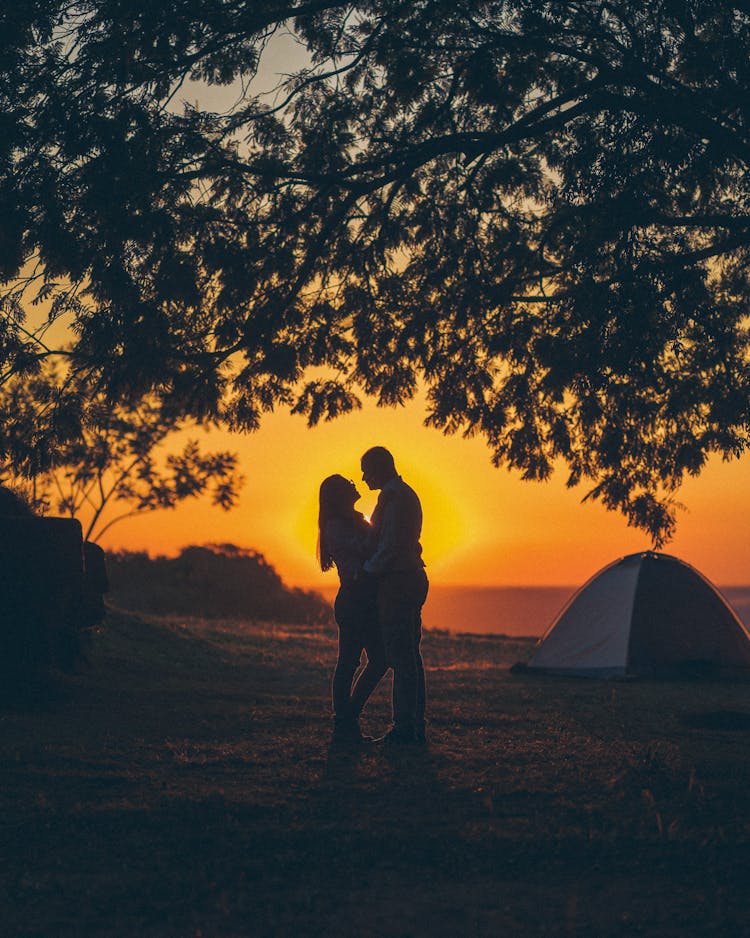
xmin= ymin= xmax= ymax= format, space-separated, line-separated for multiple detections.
xmin=376 ymin=568 xmax=429 ymax=732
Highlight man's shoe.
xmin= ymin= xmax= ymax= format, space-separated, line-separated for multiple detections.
xmin=376 ymin=727 xmax=423 ymax=746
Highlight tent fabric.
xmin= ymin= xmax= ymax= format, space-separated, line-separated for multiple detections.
xmin=528 ymin=552 xmax=750 ymax=677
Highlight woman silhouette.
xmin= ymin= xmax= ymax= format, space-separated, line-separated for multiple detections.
xmin=318 ymin=474 xmax=386 ymax=745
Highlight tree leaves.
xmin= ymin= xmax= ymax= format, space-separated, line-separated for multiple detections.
xmin=0 ymin=370 xmax=245 ymax=541
xmin=1 ymin=1 xmax=750 ymax=542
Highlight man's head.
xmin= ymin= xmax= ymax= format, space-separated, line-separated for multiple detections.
xmin=360 ymin=446 xmax=397 ymax=491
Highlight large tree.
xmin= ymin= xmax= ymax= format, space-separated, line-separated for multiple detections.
xmin=4 ymin=1 xmax=750 ymax=542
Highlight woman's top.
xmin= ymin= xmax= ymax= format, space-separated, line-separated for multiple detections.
xmin=323 ymin=516 xmax=372 ymax=587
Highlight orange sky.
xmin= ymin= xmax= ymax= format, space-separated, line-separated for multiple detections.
xmin=97 ymin=388 xmax=750 ymax=589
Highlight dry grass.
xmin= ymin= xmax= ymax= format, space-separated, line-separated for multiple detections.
xmin=3 ymin=609 xmax=750 ymax=936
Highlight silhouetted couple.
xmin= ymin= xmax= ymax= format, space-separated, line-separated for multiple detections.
xmin=318 ymin=447 xmax=429 ymax=747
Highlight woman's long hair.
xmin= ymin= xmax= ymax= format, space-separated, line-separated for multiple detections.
xmin=317 ymin=475 xmax=368 ymax=571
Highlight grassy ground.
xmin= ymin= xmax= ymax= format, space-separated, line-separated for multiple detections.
xmin=3 ymin=611 xmax=750 ymax=937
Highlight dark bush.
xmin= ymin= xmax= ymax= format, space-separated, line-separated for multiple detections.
xmin=105 ymin=544 xmax=332 ymax=625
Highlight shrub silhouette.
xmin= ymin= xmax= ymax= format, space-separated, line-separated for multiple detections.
xmin=106 ymin=544 xmax=331 ymax=625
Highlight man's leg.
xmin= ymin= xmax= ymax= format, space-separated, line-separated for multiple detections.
xmin=415 ymin=616 xmax=426 ymax=736
xmin=350 ymin=653 xmax=388 ymax=718
xmin=378 ymin=575 xmax=418 ymax=733
xmin=378 ymin=570 xmax=428 ymax=738
xmin=413 ymin=570 xmax=429 ymax=739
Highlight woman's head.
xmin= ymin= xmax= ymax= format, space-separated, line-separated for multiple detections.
xmin=317 ymin=474 xmax=361 ymax=571
xmin=319 ymin=474 xmax=359 ymax=514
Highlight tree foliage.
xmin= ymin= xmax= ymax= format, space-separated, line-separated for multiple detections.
xmin=0 ymin=369 xmax=244 ymax=540
xmin=4 ymin=1 xmax=750 ymax=542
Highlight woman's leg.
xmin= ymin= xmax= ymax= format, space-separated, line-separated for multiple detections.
xmin=331 ymin=586 xmax=367 ymax=724
xmin=332 ymin=627 xmax=363 ymax=721
xmin=350 ymin=589 xmax=388 ymax=717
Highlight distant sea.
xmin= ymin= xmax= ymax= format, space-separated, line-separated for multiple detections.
xmin=317 ymin=584 xmax=750 ymax=638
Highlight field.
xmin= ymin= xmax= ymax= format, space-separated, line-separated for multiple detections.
xmin=3 ymin=610 xmax=750 ymax=937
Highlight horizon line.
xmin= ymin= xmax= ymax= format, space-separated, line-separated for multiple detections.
xmin=301 ymin=580 xmax=750 ymax=591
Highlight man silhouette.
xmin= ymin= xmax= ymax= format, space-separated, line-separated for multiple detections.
xmin=361 ymin=446 xmax=429 ymax=744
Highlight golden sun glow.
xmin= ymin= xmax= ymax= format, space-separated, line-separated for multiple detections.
xmin=94 ymin=385 xmax=750 ymax=589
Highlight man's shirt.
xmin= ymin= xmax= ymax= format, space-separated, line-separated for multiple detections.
xmin=364 ymin=476 xmax=425 ymax=575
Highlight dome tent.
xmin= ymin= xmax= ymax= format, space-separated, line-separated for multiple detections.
xmin=527 ymin=552 xmax=750 ymax=678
